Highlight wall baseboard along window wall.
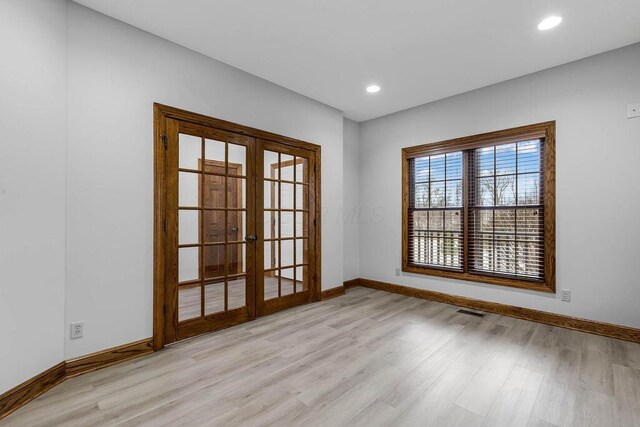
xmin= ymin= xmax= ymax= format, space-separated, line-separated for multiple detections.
xmin=358 ymin=42 xmax=640 ymax=331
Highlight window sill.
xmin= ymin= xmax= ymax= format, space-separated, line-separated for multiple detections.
xmin=402 ymin=265 xmax=555 ymax=293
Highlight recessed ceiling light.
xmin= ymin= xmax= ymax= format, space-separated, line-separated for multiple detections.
xmin=538 ymin=16 xmax=562 ymax=31
xmin=366 ymin=85 xmax=381 ymax=93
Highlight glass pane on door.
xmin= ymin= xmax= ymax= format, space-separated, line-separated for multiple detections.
xmin=261 ymin=150 xmax=311 ymax=303
xmin=177 ymin=132 xmax=249 ymax=324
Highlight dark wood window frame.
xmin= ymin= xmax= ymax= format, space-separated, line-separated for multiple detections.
xmin=402 ymin=121 xmax=556 ymax=293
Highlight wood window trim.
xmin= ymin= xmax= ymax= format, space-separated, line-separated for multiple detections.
xmin=402 ymin=121 xmax=556 ymax=293
xmin=153 ymin=103 xmax=322 ymax=351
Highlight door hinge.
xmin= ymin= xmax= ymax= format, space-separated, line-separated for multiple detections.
xmin=161 ymin=134 xmax=168 ymax=150
xmin=313 ymin=218 xmax=316 ymax=226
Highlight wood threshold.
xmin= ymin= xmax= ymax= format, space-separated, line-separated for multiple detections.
xmin=346 ymin=278 xmax=640 ymax=344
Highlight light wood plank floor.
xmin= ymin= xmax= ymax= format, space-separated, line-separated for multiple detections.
xmin=3 ymin=287 xmax=640 ymax=426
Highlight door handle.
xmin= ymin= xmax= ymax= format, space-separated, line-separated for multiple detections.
xmin=245 ymin=234 xmax=257 ymax=241
xmin=231 ymin=226 xmax=238 ymax=232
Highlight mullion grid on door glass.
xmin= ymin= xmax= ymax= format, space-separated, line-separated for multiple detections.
xmin=264 ymin=152 xmax=311 ymax=298
xmin=278 ymin=153 xmax=282 ymax=297
xmin=177 ymin=136 xmax=252 ymax=321
xmin=291 ymin=156 xmax=309 ymax=293
xmin=293 ymin=156 xmax=297 ymax=293
xmin=200 ymin=137 xmax=206 ymax=318
xmin=223 ymin=141 xmax=229 ymax=311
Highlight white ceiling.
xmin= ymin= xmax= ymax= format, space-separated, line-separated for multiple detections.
xmin=74 ymin=0 xmax=640 ymax=122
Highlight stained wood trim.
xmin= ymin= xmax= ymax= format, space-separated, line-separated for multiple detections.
xmin=343 ymin=279 xmax=361 ymax=289
xmin=154 ymin=103 xmax=322 ymax=348
xmin=261 ymin=291 xmax=311 ymax=315
xmin=349 ymin=278 xmax=640 ymax=344
xmin=402 ymin=266 xmax=553 ymax=293
xmin=0 ymin=338 xmax=155 ymax=421
xmin=154 ymin=103 xmax=320 ymax=152
xmin=313 ymin=147 xmax=322 ymax=303
xmin=320 ymin=285 xmax=345 ymax=300
xmin=0 ymin=362 xmax=65 ymax=421
xmin=65 ymin=338 xmax=154 ymax=378
xmin=176 ymin=310 xmax=251 ymax=341
xmin=153 ymin=104 xmax=167 ymax=351
xmin=402 ymin=121 xmax=556 ymax=292
xmin=402 ymin=121 xmax=554 ymax=158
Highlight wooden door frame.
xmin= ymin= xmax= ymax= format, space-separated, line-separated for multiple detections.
xmin=153 ymin=103 xmax=322 ymax=351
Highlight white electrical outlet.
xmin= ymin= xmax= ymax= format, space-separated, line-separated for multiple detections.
xmin=560 ymin=289 xmax=571 ymax=302
xmin=628 ymin=103 xmax=640 ymax=119
xmin=395 ymin=267 xmax=401 ymax=276
xmin=70 ymin=321 xmax=84 ymax=339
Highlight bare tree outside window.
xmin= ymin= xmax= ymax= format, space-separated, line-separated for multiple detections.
xmin=469 ymin=140 xmax=544 ymax=280
xmin=403 ymin=122 xmax=555 ymax=292
xmin=406 ymin=134 xmax=547 ymax=284
xmin=409 ymin=152 xmax=463 ymax=270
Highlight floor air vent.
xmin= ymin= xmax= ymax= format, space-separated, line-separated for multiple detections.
xmin=457 ymin=309 xmax=486 ymax=318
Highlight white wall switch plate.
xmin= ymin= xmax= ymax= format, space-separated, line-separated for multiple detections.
xmin=395 ymin=267 xmax=401 ymax=276
xmin=70 ymin=321 xmax=84 ymax=339
xmin=560 ymin=289 xmax=571 ymax=302
xmin=628 ymin=103 xmax=640 ymax=119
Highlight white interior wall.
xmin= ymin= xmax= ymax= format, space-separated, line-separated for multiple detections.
xmin=66 ymin=2 xmax=343 ymax=359
xmin=0 ymin=0 xmax=67 ymax=394
xmin=359 ymin=43 xmax=640 ymax=328
xmin=343 ymin=118 xmax=361 ymax=281
xmin=3 ymin=0 xmax=639 ymax=397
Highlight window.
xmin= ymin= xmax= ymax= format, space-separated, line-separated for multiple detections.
xmin=402 ymin=122 xmax=555 ymax=292
xmin=408 ymin=152 xmax=464 ymax=270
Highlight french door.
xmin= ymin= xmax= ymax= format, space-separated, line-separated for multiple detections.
xmin=156 ymin=108 xmax=319 ymax=346
xmin=257 ymin=139 xmax=317 ymax=316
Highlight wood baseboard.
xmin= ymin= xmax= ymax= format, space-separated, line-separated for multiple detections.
xmin=0 ymin=362 xmax=65 ymax=421
xmin=321 ymin=285 xmax=346 ymax=300
xmin=343 ymin=279 xmax=361 ymax=289
xmin=0 ymin=338 xmax=153 ymax=421
xmin=350 ymin=278 xmax=640 ymax=344
xmin=66 ymin=338 xmax=154 ymax=378
xmin=6 ymin=277 xmax=638 ymax=420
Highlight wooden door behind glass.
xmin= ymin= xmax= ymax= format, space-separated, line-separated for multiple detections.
xmin=166 ymin=119 xmax=256 ymax=343
xmin=258 ymin=139 xmax=317 ymax=316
